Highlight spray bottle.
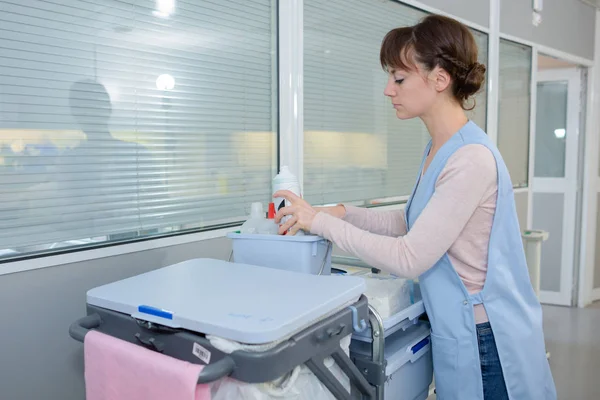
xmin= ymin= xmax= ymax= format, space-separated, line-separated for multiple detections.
xmin=258 ymin=203 xmax=279 ymax=234
xmin=272 ymin=166 xmax=304 ymax=235
xmin=239 ymin=202 xmax=265 ymax=234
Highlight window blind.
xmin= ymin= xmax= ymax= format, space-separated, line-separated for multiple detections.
xmin=497 ymin=39 xmax=532 ymax=187
xmin=0 ymin=0 xmax=277 ymax=258
xmin=303 ymin=0 xmax=488 ymax=206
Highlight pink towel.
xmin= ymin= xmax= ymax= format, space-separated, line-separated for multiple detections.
xmin=84 ymin=330 xmax=211 ymax=400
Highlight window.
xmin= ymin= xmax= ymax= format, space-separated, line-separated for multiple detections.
xmin=497 ymin=39 xmax=532 ymax=187
xmin=0 ymin=0 xmax=277 ymax=260
xmin=303 ymin=0 xmax=489 ymax=206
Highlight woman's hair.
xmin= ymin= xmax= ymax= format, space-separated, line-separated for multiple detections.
xmin=380 ymin=14 xmax=486 ymax=110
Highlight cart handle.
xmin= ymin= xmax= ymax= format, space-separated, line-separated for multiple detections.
xmin=68 ymin=314 xmax=235 ymax=384
xmin=69 ymin=313 xmax=102 ymax=342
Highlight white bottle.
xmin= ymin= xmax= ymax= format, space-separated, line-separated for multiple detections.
xmin=240 ymin=202 xmax=265 ymax=234
xmin=258 ymin=203 xmax=279 ymax=235
xmin=272 ymin=166 xmax=304 ymax=235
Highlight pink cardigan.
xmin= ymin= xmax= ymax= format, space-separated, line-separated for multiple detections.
xmin=311 ymin=144 xmax=498 ymax=324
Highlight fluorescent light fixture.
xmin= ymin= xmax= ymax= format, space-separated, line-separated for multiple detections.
xmin=153 ymin=0 xmax=175 ymax=18
xmin=156 ymin=74 xmax=175 ymax=90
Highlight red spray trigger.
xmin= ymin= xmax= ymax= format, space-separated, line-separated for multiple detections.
xmin=268 ymin=202 xmax=276 ymax=219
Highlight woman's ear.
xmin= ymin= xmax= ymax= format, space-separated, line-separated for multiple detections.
xmin=431 ymin=66 xmax=452 ymax=93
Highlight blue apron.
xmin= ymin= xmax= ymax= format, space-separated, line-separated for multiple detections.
xmin=405 ymin=121 xmax=557 ymax=399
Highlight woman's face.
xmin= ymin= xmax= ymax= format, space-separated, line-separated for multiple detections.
xmin=383 ymin=65 xmax=438 ymax=120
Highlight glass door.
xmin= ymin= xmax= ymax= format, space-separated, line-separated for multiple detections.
xmin=533 ymin=68 xmax=581 ymax=306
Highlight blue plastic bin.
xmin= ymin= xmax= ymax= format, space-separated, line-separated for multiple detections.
xmin=350 ymin=321 xmax=433 ymax=400
xmin=226 ymin=233 xmax=332 ymax=275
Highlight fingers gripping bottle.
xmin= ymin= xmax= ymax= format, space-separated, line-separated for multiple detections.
xmin=272 ymin=166 xmax=304 ymax=235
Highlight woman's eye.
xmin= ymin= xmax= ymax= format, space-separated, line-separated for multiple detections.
xmin=395 ymin=79 xmax=404 ymax=84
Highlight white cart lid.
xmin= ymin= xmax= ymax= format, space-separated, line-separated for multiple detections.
xmin=87 ymin=258 xmax=366 ymax=344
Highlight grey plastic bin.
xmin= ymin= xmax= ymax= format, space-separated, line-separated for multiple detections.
xmin=350 ymin=322 xmax=433 ymax=400
xmin=227 ymin=233 xmax=332 ymax=275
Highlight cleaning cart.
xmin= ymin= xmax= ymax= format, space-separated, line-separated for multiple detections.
xmin=70 ymin=258 xmax=375 ymax=400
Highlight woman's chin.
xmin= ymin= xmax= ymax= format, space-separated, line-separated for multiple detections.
xmin=395 ymin=109 xmax=416 ymax=120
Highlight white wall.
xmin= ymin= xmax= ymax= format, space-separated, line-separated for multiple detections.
xmin=420 ymin=0 xmax=490 ymax=27
xmin=501 ymin=0 xmax=596 ymax=60
xmin=515 ymin=191 xmax=529 ymax=231
xmin=584 ymin=9 xmax=600 ymax=303
xmin=595 ymin=10 xmax=600 ymax=297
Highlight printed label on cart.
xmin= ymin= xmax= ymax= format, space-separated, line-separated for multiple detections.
xmin=192 ymin=343 xmax=211 ymax=364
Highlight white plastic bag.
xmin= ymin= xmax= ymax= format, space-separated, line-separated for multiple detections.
xmin=209 ymin=335 xmax=352 ymax=400
xmin=210 ymin=364 xmax=350 ymax=400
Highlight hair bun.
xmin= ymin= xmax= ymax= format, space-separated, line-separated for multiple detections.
xmin=456 ymin=62 xmax=486 ymax=101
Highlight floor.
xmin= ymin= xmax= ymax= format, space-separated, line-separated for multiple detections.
xmin=426 ymin=301 xmax=600 ymax=399
xmin=543 ymin=301 xmax=600 ymax=399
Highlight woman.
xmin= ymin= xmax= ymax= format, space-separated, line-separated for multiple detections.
xmin=274 ymin=14 xmax=557 ymax=400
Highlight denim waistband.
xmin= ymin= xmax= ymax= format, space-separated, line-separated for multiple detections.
xmin=476 ymin=321 xmax=492 ymax=335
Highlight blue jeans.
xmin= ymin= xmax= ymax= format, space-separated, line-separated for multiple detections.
xmin=477 ymin=322 xmax=509 ymax=400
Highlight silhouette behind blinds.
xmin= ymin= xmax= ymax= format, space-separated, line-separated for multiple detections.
xmin=60 ymin=80 xmax=156 ymax=242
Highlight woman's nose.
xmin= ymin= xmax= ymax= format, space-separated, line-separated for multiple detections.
xmin=383 ymin=81 xmax=395 ymax=97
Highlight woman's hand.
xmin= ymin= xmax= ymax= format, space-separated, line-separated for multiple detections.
xmin=273 ymin=190 xmax=318 ymax=235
